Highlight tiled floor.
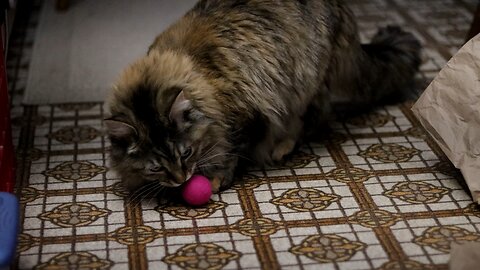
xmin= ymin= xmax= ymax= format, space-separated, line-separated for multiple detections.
xmin=8 ymin=0 xmax=480 ymax=269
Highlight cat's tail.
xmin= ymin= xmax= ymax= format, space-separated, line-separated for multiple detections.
xmin=328 ymin=25 xmax=422 ymax=112
xmin=361 ymin=25 xmax=422 ymax=103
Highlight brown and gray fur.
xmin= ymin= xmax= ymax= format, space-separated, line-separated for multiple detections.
xmin=105 ymin=0 xmax=421 ymax=193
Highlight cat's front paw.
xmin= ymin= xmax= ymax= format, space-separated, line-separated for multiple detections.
xmin=271 ymin=139 xmax=296 ymax=162
xmin=210 ymin=176 xmax=222 ymax=194
xmin=208 ymin=175 xmax=235 ymax=194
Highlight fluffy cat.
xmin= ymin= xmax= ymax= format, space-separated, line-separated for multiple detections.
xmin=105 ymin=0 xmax=421 ymax=193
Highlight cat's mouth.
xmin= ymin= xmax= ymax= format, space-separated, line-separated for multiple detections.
xmin=186 ymin=171 xmax=193 ymax=182
xmin=146 ymin=164 xmax=196 ymax=188
xmin=161 ymin=181 xmax=182 ymax=188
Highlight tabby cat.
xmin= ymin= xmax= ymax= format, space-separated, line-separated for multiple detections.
xmin=105 ymin=0 xmax=421 ymax=193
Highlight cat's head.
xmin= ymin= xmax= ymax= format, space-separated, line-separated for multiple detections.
xmin=105 ymin=51 xmax=227 ymax=191
xmin=104 ymin=113 xmax=190 ymax=191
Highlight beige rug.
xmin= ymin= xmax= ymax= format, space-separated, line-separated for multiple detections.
xmin=23 ymin=0 xmax=197 ymax=104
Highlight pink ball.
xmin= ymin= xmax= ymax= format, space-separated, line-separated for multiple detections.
xmin=181 ymin=175 xmax=212 ymax=206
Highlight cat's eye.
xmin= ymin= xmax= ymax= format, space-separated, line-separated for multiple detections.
xmin=181 ymin=147 xmax=193 ymax=158
xmin=149 ymin=166 xmax=163 ymax=173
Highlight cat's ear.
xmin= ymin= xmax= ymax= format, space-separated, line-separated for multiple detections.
xmin=169 ymin=90 xmax=192 ymax=124
xmin=104 ymin=118 xmax=137 ymax=139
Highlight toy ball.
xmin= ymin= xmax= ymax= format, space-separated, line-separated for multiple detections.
xmin=181 ymin=175 xmax=212 ymax=206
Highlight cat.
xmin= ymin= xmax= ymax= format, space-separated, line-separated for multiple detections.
xmin=105 ymin=0 xmax=421 ymax=193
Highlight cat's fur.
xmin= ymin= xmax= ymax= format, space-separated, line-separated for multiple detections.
xmin=105 ymin=0 xmax=421 ymax=192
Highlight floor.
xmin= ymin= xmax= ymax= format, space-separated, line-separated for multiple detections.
xmin=8 ymin=0 xmax=479 ymax=269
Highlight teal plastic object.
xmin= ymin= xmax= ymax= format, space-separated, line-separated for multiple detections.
xmin=0 ymin=192 xmax=18 ymax=267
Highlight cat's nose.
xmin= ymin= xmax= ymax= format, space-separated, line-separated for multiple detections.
xmin=171 ymin=171 xmax=187 ymax=184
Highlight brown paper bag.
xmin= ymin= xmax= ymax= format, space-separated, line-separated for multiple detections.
xmin=449 ymin=242 xmax=480 ymax=270
xmin=411 ymin=34 xmax=480 ymax=203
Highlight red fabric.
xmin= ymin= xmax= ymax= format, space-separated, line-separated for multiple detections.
xmin=0 ymin=34 xmax=15 ymax=193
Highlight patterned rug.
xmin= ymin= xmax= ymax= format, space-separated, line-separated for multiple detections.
xmin=8 ymin=0 xmax=479 ymax=269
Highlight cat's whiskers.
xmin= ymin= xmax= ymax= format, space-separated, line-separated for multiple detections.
xmin=127 ymin=181 xmax=159 ymax=205
xmin=145 ymin=185 xmax=165 ymax=207
xmin=198 ymin=140 xmax=222 ymax=160
xmin=127 ymin=182 xmax=155 ymax=203
xmin=198 ymin=151 xmax=252 ymax=167
xmin=196 ymin=156 xmax=223 ymax=166
xmin=197 ymin=152 xmax=228 ymax=165
xmin=224 ymin=152 xmax=254 ymax=162
xmin=196 ymin=163 xmax=222 ymax=170
xmin=133 ymin=184 xmax=161 ymax=208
